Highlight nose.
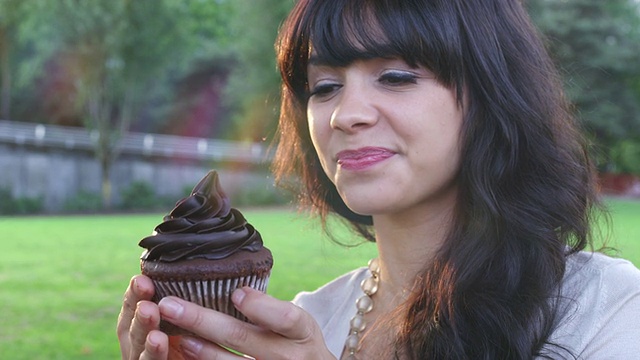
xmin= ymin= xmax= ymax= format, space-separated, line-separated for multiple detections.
xmin=330 ymin=82 xmax=378 ymax=133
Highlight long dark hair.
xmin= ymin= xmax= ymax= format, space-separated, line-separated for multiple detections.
xmin=274 ymin=0 xmax=601 ymax=358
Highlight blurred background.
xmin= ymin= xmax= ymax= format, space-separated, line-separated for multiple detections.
xmin=0 ymin=0 xmax=639 ymax=214
xmin=0 ymin=0 xmax=293 ymax=214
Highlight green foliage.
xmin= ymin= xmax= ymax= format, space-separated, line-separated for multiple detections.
xmin=528 ymin=0 xmax=640 ymax=172
xmin=62 ymin=191 xmax=103 ymax=213
xmin=610 ymin=139 xmax=640 ymax=174
xmin=13 ymin=195 xmax=44 ymax=214
xmin=0 ymin=187 xmax=12 ymax=214
xmin=119 ymin=180 xmax=167 ymax=211
xmin=6 ymin=0 xmax=243 ymax=207
xmin=223 ymin=0 xmax=294 ymax=141
xmin=231 ymin=183 xmax=293 ymax=207
xmin=4 ymin=0 xmax=295 ymax=140
xmin=0 ymin=187 xmax=44 ymax=215
xmin=10 ymin=0 xmax=240 ymax=125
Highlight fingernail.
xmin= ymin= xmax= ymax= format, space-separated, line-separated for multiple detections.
xmin=232 ymin=288 xmax=246 ymax=305
xmin=147 ymin=331 xmax=163 ymax=347
xmin=180 ymin=336 xmax=203 ymax=357
xmin=159 ymin=297 xmax=183 ymax=319
xmin=138 ymin=305 xmax=151 ymax=320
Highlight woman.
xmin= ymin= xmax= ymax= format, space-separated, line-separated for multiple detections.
xmin=117 ymin=0 xmax=640 ymax=359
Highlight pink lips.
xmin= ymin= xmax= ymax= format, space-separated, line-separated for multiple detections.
xmin=336 ymin=147 xmax=395 ymax=171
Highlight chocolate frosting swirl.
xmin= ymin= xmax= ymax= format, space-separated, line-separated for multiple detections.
xmin=139 ymin=171 xmax=263 ymax=262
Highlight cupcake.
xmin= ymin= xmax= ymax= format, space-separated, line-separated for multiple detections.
xmin=139 ymin=170 xmax=273 ymax=334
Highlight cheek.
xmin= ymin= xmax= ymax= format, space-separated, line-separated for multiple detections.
xmin=408 ymin=104 xmax=463 ymax=167
xmin=307 ymin=110 xmax=331 ymax=169
xmin=307 ymin=109 xmax=320 ymax=150
xmin=307 ymin=111 xmax=324 ymax=159
xmin=307 ymin=105 xmax=330 ymax=148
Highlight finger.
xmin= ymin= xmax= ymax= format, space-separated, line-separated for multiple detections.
xmin=230 ymin=288 xmax=334 ymax=359
xmin=117 ymin=275 xmax=155 ymax=341
xmin=118 ymin=275 xmax=156 ymax=358
xmin=139 ymin=330 xmax=169 ymax=360
xmin=158 ymin=295 xmax=330 ymax=359
xmin=232 ymin=287 xmax=313 ymax=341
xmin=158 ymin=296 xmax=263 ymax=353
xmin=129 ymin=300 xmax=161 ymax=359
xmin=179 ymin=336 xmax=247 ymax=360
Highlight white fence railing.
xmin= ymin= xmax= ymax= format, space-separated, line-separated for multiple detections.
xmin=0 ymin=120 xmax=270 ymax=163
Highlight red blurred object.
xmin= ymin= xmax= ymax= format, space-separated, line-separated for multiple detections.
xmin=599 ymin=173 xmax=640 ymax=198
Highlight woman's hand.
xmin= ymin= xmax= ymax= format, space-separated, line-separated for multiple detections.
xmin=117 ymin=276 xmax=334 ymax=359
xmin=157 ymin=286 xmax=335 ymax=360
xmin=117 ymin=275 xmax=180 ymax=359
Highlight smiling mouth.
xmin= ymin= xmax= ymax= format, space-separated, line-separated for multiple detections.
xmin=336 ymin=147 xmax=396 ymax=171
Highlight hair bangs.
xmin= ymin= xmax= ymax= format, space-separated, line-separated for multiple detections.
xmin=308 ymin=1 xmax=400 ymax=67
xmin=300 ymin=0 xmax=464 ymax=94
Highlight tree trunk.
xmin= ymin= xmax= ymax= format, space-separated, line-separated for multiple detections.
xmin=85 ymin=85 xmax=115 ymax=210
xmin=0 ymin=26 xmax=11 ymax=119
xmin=100 ymin=154 xmax=112 ymax=210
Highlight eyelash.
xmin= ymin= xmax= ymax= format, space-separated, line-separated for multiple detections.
xmin=309 ymin=83 xmax=342 ymax=98
xmin=379 ymin=72 xmax=419 ymax=86
xmin=308 ymin=71 xmax=419 ymax=99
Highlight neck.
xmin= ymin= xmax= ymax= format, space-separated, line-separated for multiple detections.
xmin=371 ymin=199 xmax=455 ymax=296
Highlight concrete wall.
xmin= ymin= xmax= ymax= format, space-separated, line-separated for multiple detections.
xmin=0 ymin=142 xmax=272 ymax=212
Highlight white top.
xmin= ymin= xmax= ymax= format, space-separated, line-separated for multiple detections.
xmin=292 ymin=251 xmax=640 ymax=359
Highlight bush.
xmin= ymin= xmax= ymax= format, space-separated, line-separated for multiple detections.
xmin=610 ymin=140 xmax=640 ymax=175
xmin=0 ymin=188 xmax=44 ymax=215
xmin=231 ymin=184 xmax=292 ymax=207
xmin=119 ymin=181 xmax=164 ymax=211
xmin=13 ymin=196 xmax=44 ymax=214
xmin=63 ymin=191 xmax=103 ymax=213
xmin=0 ymin=188 xmax=13 ymax=214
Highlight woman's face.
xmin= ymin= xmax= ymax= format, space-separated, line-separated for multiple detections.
xmin=306 ymin=57 xmax=464 ymax=217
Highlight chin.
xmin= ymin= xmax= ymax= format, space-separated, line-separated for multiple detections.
xmin=342 ymin=202 xmax=379 ymax=217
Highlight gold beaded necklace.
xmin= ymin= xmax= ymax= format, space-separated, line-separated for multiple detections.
xmin=342 ymin=258 xmax=380 ymax=360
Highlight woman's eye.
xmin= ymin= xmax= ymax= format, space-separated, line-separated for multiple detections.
xmin=379 ymin=71 xmax=418 ymax=86
xmin=309 ymin=83 xmax=342 ymax=98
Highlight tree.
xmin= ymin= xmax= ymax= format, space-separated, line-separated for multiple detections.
xmin=15 ymin=0 xmax=231 ymax=207
xmin=527 ymin=0 xmax=640 ymax=172
xmin=224 ymin=0 xmax=294 ymax=142
xmin=0 ymin=15 xmax=10 ymax=119
xmin=0 ymin=0 xmax=25 ymax=119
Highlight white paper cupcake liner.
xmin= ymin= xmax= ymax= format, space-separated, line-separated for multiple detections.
xmin=152 ymin=273 xmax=271 ymax=322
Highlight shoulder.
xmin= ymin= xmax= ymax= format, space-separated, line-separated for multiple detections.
xmin=563 ymin=251 xmax=640 ymax=296
xmin=292 ymin=267 xmax=368 ymax=325
xmin=291 ymin=267 xmax=369 ymax=358
xmin=292 ymin=267 xmax=368 ymax=311
xmin=561 ymin=251 xmax=640 ymax=324
xmin=549 ymin=251 xmax=640 ymax=358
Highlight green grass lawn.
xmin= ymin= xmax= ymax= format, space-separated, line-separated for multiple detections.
xmin=606 ymin=199 xmax=640 ymax=263
xmin=0 ymin=199 xmax=638 ymax=359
